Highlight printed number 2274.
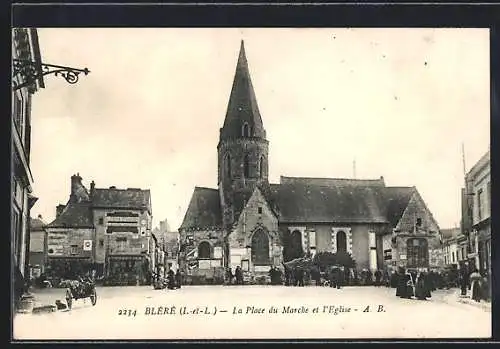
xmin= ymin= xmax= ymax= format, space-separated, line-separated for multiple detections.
xmin=118 ymin=309 xmax=137 ymax=317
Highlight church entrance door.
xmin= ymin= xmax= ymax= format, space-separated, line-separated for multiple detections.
xmin=251 ymin=229 xmax=270 ymax=265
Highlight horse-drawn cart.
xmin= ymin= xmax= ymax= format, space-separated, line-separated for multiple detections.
xmin=65 ymin=278 xmax=97 ymax=310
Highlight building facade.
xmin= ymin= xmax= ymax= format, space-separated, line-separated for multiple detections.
xmin=179 ymin=41 xmax=443 ymax=282
xmin=12 ymin=28 xmax=44 ymax=301
xmin=462 ymin=150 xmax=491 ymax=275
xmin=152 ymin=219 xmax=179 ymax=272
xmin=28 ymin=215 xmax=47 ymax=280
xmin=45 ymin=174 xmax=153 ymax=285
xmin=441 ymin=228 xmax=461 ymax=267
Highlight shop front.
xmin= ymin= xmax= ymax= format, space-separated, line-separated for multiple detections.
xmin=474 ymin=219 xmax=491 ymax=275
xmin=46 ymin=256 xmax=93 ymax=286
xmin=106 ymin=254 xmax=150 ymax=286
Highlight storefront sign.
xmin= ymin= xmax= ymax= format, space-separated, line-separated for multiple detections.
xmin=400 ymin=254 xmax=407 ymax=260
xmin=83 ymin=240 xmax=93 ymax=251
xmin=47 ymin=245 xmax=64 ymax=256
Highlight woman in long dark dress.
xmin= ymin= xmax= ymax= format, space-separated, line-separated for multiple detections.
xmin=395 ymin=268 xmax=407 ymax=297
xmin=415 ymin=272 xmax=431 ymax=300
xmin=470 ymin=269 xmax=482 ymax=302
xmin=167 ymin=269 xmax=175 ymax=290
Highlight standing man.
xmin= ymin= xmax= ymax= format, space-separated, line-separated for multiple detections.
xmin=226 ymin=267 xmax=234 ymax=285
xmin=337 ymin=266 xmax=344 ymax=289
xmin=459 ymin=264 xmax=469 ymax=296
xmin=175 ymin=269 xmax=182 ymax=289
xmin=296 ymin=269 xmax=304 ymax=287
xmin=374 ymin=269 xmax=382 ymax=286
xmin=235 ymin=266 xmax=243 ymax=285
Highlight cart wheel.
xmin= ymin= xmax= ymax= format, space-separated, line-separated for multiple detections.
xmin=66 ymin=289 xmax=73 ymax=310
xmin=90 ymin=288 xmax=97 ymax=306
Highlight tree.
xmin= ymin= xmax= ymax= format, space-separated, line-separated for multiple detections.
xmin=335 ymin=250 xmax=356 ymax=269
xmin=313 ymin=251 xmax=356 ymax=271
xmin=313 ymin=252 xmax=337 ymax=272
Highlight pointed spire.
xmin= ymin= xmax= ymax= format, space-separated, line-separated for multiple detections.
xmin=220 ymin=40 xmax=266 ymax=140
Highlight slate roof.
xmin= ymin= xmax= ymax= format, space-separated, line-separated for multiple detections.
xmin=46 ymin=201 xmax=93 ymax=228
xmin=92 ymin=188 xmax=151 ymax=211
xmin=276 ymin=177 xmax=388 ymax=224
xmin=220 ymin=40 xmax=266 ymax=140
xmin=47 ymin=179 xmax=151 ymax=229
xmin=383 ymin=186 xmax=416 ymax=227
xmin=180 ymin=187 xmax=222 ymax=231
xmin=280 ymin=176 xmax=386 ymax=188
xmin=181 ymin=177 xmax=420 ymax=230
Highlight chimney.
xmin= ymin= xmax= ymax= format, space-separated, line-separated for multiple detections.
xmin=56 ymin=204 xmax=65 ymax=217
xmin=90 ymin=180 xmax=95 ymax=196
xmin=70 ymin=173 xmax=83 ymax=201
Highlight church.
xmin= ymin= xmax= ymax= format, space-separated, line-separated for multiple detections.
xmin=179 ymin=41 xmax=442 ymax=282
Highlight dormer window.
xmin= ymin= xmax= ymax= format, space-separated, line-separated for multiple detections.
xmin=242 ymin=122 xmax=250 ymax=137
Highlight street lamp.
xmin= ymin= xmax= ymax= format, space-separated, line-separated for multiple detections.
xmin=12 ymin=59 xmax=90 ymax=91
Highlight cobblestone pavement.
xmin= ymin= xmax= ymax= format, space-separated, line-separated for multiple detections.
xmin=14 ymin=285 xmax=491 ymax=340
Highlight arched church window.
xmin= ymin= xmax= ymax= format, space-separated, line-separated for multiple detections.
xmin=290 ymin=230 xmax=304 ymax=260
xmin=336 ymin=231 xmax=347 ymax=252
xmin=242 ymin=122 xmax=250 ymax=137
xmin=244 ymin=154 xmax=250 ymax=178
xmin=198 ymin=241 xmax=211 ymax=259
xmin=259 ymin=156 xmax=265 ymax=178
xmin=224 ymin=153 xmax=231 ymax=178
xmin=251 ymin=229 xmax=270 ymax=265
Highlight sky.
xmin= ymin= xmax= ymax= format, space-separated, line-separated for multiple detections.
xmin=29 ymin=28 xmax=490 ymax=231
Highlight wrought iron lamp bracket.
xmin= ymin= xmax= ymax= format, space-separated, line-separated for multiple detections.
xmin=12 ymin=59 xmax=90 ymax=91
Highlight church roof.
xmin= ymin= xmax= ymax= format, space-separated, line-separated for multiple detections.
xmin=220 ymin=40 xmax=266 ymax=140
xmin=383 ymin=186 xmax=415 ymax=227
xmin=179 ymin=187 xmax=222 ymax=231
xmin=275 ymin=177 xmax=389 ymax=224
xmin=181 ymin=177 xmax=418 ymax=230
xmin=47 ymin=201 xmax=94 ymax=228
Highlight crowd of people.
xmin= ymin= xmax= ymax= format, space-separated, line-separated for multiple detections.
xmin=152 ymin=268 xmax=182 ymax=290
xmin=226 ymin=266 xmax=245 ymax=285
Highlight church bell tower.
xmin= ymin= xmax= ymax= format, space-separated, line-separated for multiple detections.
xmin=217 ymin=40 xmax=269 ymax=222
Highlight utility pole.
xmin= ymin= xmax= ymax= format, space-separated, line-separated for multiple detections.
xmin=353 ymin=159 xmax=357 ymax=179
xmin=462 ymin=142 xmax=467 ymax=178
xmin=462 ymin=142 xmax=473 ymax=265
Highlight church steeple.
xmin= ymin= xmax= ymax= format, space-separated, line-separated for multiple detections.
xmin=220 ymin=40 xmax=266 ymax=141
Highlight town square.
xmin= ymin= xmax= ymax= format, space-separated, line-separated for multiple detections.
xmin=13 ymin=285 xmax=492 ymax=339
xmin=12 ymin=28 xmax=491 ymax=340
